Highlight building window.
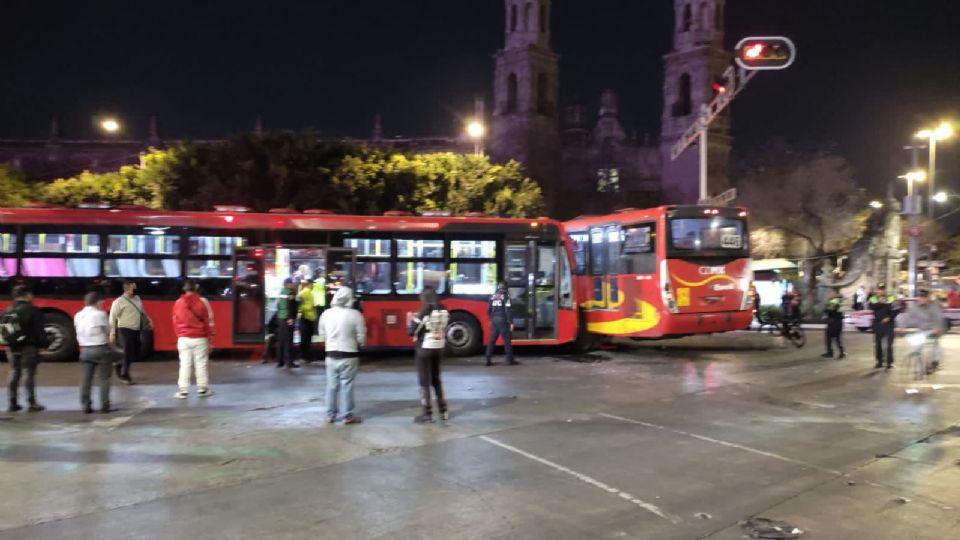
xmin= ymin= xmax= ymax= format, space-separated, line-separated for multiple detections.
xmin=537 ymin=73 xmax=549 ymax=115
xmin=506 ymin=73 xmax=518 ymax=113
xmin=540 ymin=3 xmax=548 ymax=33
xmin=597 ymin=169 xmax=621 ymax=193
xmin=672 ymin=73 xmax=692 ymax=117
xmin=524 ymin=2 xmax=532 ymax=30
xmin=510 ymin=3 xmax=518 ymax=31
xmin=700 ymin=2 xmax=710 ymax=30
xmin=682 ymin=3 xmax=692 ymax=32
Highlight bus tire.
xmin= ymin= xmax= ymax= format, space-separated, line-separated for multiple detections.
xmin=445 ymin=312 xmax=482 ymax=357
xmin=40 ymin=311 xmax=78 ymax=362
xmin=573 ymin=311 xmax=601 ymax=352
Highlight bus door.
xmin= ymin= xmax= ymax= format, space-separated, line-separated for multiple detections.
xmin=505 ymin=241 xmax=559 ymax=339
xmin=587 ymin=225 xmax=621 ymax=310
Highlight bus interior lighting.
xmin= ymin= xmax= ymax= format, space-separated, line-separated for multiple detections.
xmin=213 ymin=205 xmax=251 ymax=213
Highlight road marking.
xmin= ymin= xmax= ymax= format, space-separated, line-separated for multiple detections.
xmin=598 ymin=412 xmax=841 ymax=475
xmin=479 ymin=435 xmax=682 ymax=524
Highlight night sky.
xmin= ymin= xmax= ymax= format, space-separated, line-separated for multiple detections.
xmin=2 ymin=0 xmax=959 ymax=196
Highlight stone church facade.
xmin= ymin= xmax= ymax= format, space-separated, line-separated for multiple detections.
xmin=0 ymin=0 xmax=734 ymax=218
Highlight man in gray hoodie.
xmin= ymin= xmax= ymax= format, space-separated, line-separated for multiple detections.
xmin=898 ymin=289 xmax=946 ymax=371
xmin=318 ymin=286 xmax=366 ymax=425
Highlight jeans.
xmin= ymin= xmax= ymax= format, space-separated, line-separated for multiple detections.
xmin=415 ymin=347 xmax=446 ymax=415
xmin=118 ymin=327 xmax=140 ymax=379
xmin=485 ymin=318 xmax=514 ymax=363
xmin=874 ymin=323 xmax=895 ymax=366
xmin=177 ymin=337 xmax=210 ymax=390
xmin=325 ymin=356 xmax=359 ymax=419
xmin=909 ymin=336 xmax=942 ymax=366
xmin=80 ymin=345 xmax=113 ymax=408
xmin=6 ymin=346 xmax=39 ymax=405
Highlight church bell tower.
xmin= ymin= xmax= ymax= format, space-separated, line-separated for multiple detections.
xmin=659 ymin=0 xmax=732 ymax=204
xmin=491 ymin=0 xmax=561 ymax=208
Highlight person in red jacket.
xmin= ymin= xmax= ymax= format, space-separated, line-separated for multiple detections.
xmin=172 ymin=280 xmax=215 ymax=399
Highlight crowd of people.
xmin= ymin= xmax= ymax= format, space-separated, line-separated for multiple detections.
xmin=2 ymin=278 xmax=518 ymax=424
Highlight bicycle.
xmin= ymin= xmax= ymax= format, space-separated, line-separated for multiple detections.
xmin=902 ymin=331 xmax=942 ymax=393
xmin=770 ymin=315 xmax=806 ymax=348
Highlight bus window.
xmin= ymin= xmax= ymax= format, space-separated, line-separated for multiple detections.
xmin=0 ymin=231 xmax=14 ymax=278
xmin=105 ymin=259 xmax=181 ymax=278
xmin=450 ymin=240 xmax=496 ymax=259
xmin=589 ymin=228 xmax=605 ymax=275
xmin=396 ymin=262 xmax=446 ymax=295
xmin=622 ymin=224 xmax=656 ymax=274
xmin=344 ymin=238 xmax=391 ymax=258
xmin=189 ymin=236 xmax=246 ymax=256
xmin=569 ymin=233 xmax=588 ymax=275
xmin=352 ymin=261 xmax=392 ymax=294
xmin=605 ymin=226 xmax=620 ymax=276
xmin=108 ymin=234 xmax=180 ymax=255
xmin=559 ymin=250 xmax=572 ymax=309
xmin=187 ymin=260 xmax=235 ymax=278
xmin=21 ymin=258 xmax=99 ymax=277
xmin=397 ymin=239 xmax=444 ymax=258
xmin=669 ymin=217 xmax=747 ymax=255
xmin=450 ymin=262 xmax=497 ymax=295
xmin=24 ymin=232 xmax=100 ymax=254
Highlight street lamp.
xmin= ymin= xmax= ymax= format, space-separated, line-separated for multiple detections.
xmin=466 ymin=120 xmax=485 ymax=156
xmin=898 ymin=170 xmax=926 ymax=196
xmin=869 ymin=200 xmax=883 ymax=209
xmin=915 ymin=121 xmax=954 ymax=220
xmin=100 ymin=118 xmax=121 ymax=134
xmin=934 ymin=191 xmax=948 ymax=204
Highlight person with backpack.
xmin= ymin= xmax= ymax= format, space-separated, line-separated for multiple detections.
xmin=2 ymin=285 xmax=49 ymax=412
xmin=108 ymin=280 xmax=153 ymax=384
xmin=407 ymin=286 xmax=450 ymax=424
xmin=485 ymin=282 xmax=517 ymax=366
xmin=172 ymin=280 xmax=215 ymax=399
xmin=75 ymin=291 xmax=115 ymax=413
xmin=318 ymin=286 xmax=366 ymax=424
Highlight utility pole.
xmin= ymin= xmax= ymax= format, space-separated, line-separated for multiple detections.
xmin=904 ymin=145 xmax=921 ymax=298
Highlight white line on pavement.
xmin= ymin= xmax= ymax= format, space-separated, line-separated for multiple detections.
xmin=479 ymin=435 xmax=682 ymax=525
xmin=597 ymin=412 xmax=842 ymax=476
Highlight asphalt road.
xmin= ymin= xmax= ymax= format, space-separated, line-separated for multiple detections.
xmin=1 ymin=330 xmax=959 ymax=539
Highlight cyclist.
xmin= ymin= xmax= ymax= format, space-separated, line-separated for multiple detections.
xmin=898 ymin=289 xmax=946 ymax=374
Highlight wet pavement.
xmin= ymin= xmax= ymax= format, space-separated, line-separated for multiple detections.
xmin=1 ymin=331 xmax=959 ymax=539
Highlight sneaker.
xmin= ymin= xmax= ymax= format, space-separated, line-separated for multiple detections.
xmin=6 ymin=403 xmax=21 ymax=413
xmin=276 ymin=363 xmax=285 ymax=369
xmin=886 ymin=364 xmax=894 ymax=370
xmin=343 ymin=416 xmax=362 ymax=425
xmin=197 ymin=388 xmax=214 ymax=398
xmin=121 ymin=377 xmax=134 ymax=385
xmin=821 ymin=353 xmax=833 ymax=358
xmin=174 ymin=390 xmax=189 ymax=399
xmin=441 ymin=411 xmax=450 ymax=421
xmin=874 ymin=363 xmax=884 ymax=369
xmin=414 ymin=414 xmax=434 ymax=424
xmin=27 ymin=403 xmax=45 ymax=412
xmin=100 ymin=405 xmax=114 ymax=414
xmin=325 ymin=415 xmax=337 ymax=424
xmin=485 ymin=359 xmax=493 ymax=367
xmin=83 ymin=405 xmax=94 ymax=414
xmin=288 ymin=362 xmax=301 ymax=368
xmin=839 ymin=352 xmax=847 ymax=359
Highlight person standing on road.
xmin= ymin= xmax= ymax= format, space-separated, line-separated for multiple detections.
xmin=318 ymin=286 xmax=366 ymax=425
xmin=898 ymin=289 xmax=946 ymax=371
xmin=75 ymin=291 xmax=114 ymax=414
xmin=407 ymin=287 xmax=449 ymax=424
xmin=172 ymin=280 xmax=215 ymax=399
xmin=275 ymin=278 xmax=299 ymax=369
xmin=821 ymin=288 xmax=846 ymax=359
xmin=2 ymin=285 xmax=48 ymax=413
xmin=853 ymin=286 xmax=866 ymax=311
xmin=868 ymin=283 xmax=900 ymax=369
xmin=485 ymin=282 xmax=517 ymax=366
xmin=109 ymin=280 xmax=152 ymax=384
xmin=297 ymin=278 xmax=317 ymax=364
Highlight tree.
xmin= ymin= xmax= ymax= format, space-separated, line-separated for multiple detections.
xmin=739 ymin=146 xmax=865 ymax=313
xmin=0 ymin=164 xmax=33 ymax=207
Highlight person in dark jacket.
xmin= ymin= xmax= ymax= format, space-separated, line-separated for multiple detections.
xmin=407 ymin=287 xmax=450 ymax=423
xmin=275 ymin=278 xmax=299 ymax=369
xmin=821 ymin=288 xmax=846 ymax=359
xmin=485 ymin=282 xmax=517 ymax=366
xmin=868 ymin=283 xmax=900 ymax=369
xmin=3 ymin=285 xmax=49 ymax=412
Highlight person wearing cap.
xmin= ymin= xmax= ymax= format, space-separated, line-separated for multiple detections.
xmin=275 ymin=278 xmax=299 ymax=369
xmin=868 ymin=283 xmax=900 ymax=369
xmin=898 ymin=289 xmax=946 ymax=371
xmin=485 ymin=282 xmax=517 ymax=366
xmin=821 ymin=288 xmax=846 ymax=359
xmin=296 ymin=278 xmax=317 ymax=363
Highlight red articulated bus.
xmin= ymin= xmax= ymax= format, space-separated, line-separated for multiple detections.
xmin=564 ymin=206 xmax=754 ymax=340
xmin=0 ymin=205 xmax=577 ymax=360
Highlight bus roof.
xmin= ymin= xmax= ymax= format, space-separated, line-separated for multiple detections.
xmin=0 ymin=207 xmax=560 ymax=234
xmin=563 ymin=205 xmax=747 ymax=230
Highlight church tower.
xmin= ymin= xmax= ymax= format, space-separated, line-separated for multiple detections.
xmin=659 ymin=0 xmax=732 ymax=204
xmin=491 ymin=0 xmax=561 ymax=207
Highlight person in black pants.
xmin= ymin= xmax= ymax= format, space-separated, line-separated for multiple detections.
xmin=485 ymin=282 xmax=517 ymax=366
xmin=3 ymin=285 xmax=49 ymax=412
xmin=275 ymin=279 xmax=299 ymax=369
xmin=821 ymin=288 xmax=846 ymax=359
xmin=408 ymin=287 xmax=450 ymax=423
xmin=108 ymin=280 xmax=151 ymax=384
xmin=868 ymin=283 xmax=900 ymax=369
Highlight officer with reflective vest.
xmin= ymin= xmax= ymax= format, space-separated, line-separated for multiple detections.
xmin=868 ymin=283 xmax=900 ymax=369
xmin=485 ymin=282 xmax=517 ymax=366
xmin=821 ymin=288 xmax=845 ymax=359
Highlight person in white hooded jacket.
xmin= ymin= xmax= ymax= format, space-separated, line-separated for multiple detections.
xmin=318 ymin=286 xmax=366 ymax=424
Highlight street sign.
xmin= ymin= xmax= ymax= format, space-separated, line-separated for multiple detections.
xmin=698 ymin=188 xmax=737 ymax=207
xmin=734 ymin=37 xmax=797 ymax=71
xmin=909 ymin=225 xmax=923 ymax=238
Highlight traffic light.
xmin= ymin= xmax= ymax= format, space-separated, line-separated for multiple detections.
xmin=734 ymin=36 xmax=796 ymax=71
xmin=711 ymin=76 xmax=728 ymax=96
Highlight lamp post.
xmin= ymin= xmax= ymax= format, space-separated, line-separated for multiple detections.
xmin=466 ymin=120 xmax=485 ymax=156
xmin=916 ymin=122 xmax=954 ymax=220
xmin=100 ymin=118 xmax=120 ymax=134
xmin=899 ymin=170 xmax=926 ymax=297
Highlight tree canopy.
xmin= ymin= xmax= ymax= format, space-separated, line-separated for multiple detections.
xmin=15 ymin=133 xmax=544 ymax=218
xmin=0 ymin=164 xmax=32 ymax=207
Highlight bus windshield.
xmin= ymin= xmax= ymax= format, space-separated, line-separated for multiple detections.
xmin=668 ymin=217 xmax=748 ymax=256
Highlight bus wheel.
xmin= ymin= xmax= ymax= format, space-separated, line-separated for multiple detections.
xmin=41 ymin=312 xmax=78 ymax=362
xmin=446 ymin=313 xmax=481 ymax=357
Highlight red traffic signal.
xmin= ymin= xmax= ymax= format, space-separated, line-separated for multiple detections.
xmin=735 ymin=36 xmax=796 ymax=71
xmin=711 ymin=77 xmax=728 ymax=95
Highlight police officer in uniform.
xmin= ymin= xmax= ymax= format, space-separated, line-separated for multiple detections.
xmin=485 ymin=282 xmax=517 ymax=366
xmin=821 ymin=288 xmax=846 ymax=359
xmin=868 ymin=283 xmax=900 ymax=369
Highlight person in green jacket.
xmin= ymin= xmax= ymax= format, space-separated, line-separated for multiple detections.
xmin=275 ymin=278 xmax=298 ymax=369
xmin=297 ymin=279 xmax=317 ymax=363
